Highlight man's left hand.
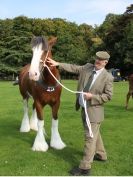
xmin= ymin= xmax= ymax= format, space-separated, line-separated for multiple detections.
xmin=84 ymin=92 xmax=93 ymax=100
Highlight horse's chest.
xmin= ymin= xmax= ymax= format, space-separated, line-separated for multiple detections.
xmin=33 ymin=88 xmax=58 ymax=102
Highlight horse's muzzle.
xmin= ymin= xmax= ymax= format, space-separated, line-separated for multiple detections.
xmin=28 ymin=71 xmax=40 ymax=81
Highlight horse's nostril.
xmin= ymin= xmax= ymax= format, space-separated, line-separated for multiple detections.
xmin=35 ymin=72 xmax=37 ymax=76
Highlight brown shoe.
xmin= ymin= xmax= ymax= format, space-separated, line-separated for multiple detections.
xmin=69 ymin=166 xmax=91 ymax=176
xmin=94 ymin=153 xmax=107 ymax=162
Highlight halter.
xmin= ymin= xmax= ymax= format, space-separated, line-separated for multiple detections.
xmin=40 ymin=47 xmax=50 ymax=65
xmin=37 ymin=49 xmax=60 ymax=92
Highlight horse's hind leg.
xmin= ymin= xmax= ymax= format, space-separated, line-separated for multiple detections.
xmin=125 ymin=92 xmax=130 ymax=109
xmin=50 ymin=102 xmax=66 ymax=149
xmin=20 ymin=99 xmax=30 ymax=132
xmin=30 ymin=102 xmax=38 ymax=131
xmin=32 ymin=102 xmax=48 ymax=152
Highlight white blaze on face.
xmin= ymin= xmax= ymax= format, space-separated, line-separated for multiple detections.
xmin=29 ymin=44 xmax=43 ymax=81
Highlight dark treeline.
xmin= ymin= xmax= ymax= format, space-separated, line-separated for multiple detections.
xmin=0 ymin=4 xmax=132 ymax=79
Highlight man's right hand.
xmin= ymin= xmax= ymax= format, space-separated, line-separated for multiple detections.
xmin=47 ymin=57 xmax=59 ymax=67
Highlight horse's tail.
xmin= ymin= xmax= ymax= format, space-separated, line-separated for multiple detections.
xmin=13 ymin=81 xmax=19 ymax=85
xmin=13 ymin=77 xmax=19 ymax=86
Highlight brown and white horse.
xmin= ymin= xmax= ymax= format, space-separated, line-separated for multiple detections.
xmin=126 ymin=74 xmax=133 ymax=109
xmin=19 ymin=36 xmax=66 ymax=151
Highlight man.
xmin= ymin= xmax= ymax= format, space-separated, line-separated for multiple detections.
xmin=47 ymin=51 xmax=114 ymax=176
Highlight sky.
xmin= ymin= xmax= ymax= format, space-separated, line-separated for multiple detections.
xmin=0 ymin=0 xmax=132 ymax=26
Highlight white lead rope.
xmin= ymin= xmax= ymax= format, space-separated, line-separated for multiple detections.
xmin=44 ymin=64 xmax=93 ymax=138
xmin=81 ymin=91 xmax=93 ymax=137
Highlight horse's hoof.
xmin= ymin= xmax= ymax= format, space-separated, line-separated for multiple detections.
xmin=32 ymin=143 xmax=49 ymax=152
xmin=50 ymin=141 xmax=66 ymax=150
xmin=30 ymin=118 xmax=38 ymax=131
xmin=30 ymin=125 xmax=38 ymax=131
xmin=20 ymin=126 xmax=30 ymax=132
xmin=20 ymin=116 xmax=30 ymax=132
xmin=20 ymin=129 xmax=30 ymax=133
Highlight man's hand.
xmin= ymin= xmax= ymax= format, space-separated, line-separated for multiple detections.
xmin=47 ymin=57 xmax=59 ymax=67
xmin=84 ymin=92 xmax=93 ymax=100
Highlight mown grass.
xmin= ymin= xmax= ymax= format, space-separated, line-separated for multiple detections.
xmin=0 ymin=80 xmax=133 ymax=176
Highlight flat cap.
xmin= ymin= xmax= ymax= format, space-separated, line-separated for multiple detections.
xmin=96 ymin=51 xmax=110 ymax=60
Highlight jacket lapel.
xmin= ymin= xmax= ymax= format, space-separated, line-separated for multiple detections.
xmin=90 ymin=68 xmax=106 ymax=91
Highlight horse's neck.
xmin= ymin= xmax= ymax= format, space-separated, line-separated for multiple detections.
xmin=42 ymin=66 xmax=59 ymax=84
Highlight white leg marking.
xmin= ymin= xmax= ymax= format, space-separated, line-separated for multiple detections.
xmin=32 ymin=120 xmax=48 ymax=152
xmin=50 ymin=119 xmax=66 ymax=149
xmin=30 ymin=109 xmax=38 ymax=131
xmin=20 ymin=99 xmax=30 ymax=132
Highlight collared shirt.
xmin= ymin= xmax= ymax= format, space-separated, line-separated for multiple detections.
xmin=79 ymin=67 xmax=104 ymax=107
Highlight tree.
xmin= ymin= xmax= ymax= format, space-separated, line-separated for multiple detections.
xmin=0 ymin=16 xmax=33 ymax=77
xmin=96 ymin=4 xmax=133 ymax=73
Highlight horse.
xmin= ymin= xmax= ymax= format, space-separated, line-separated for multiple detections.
xmin=125 ymin=74 xmax=133 ymax=109
xmin=18 ymin=36 xmax=66 ymax=151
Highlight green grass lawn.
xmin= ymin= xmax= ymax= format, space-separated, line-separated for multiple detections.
xmin=0 ymin=80 xmax=133 ymax=176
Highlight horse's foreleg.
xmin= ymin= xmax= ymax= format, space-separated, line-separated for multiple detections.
xmin=32 ymin=102 xmax=48 ymax=152
xmin=50 ymin=102 xmax=66 ymax=149
xmin=30 ymin=102 xmax=38 ymax=131
xmin=20 ymin=99 xmax=30 ymax=132
xmin=126 ymin=92 xmax=130 ymax=109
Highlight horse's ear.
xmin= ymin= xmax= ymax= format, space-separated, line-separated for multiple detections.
xmin=48 ymin=36 xmax=57 ymax=47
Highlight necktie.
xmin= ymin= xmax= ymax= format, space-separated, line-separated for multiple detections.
xmin=83 ymin=70 xmax=96 ymax=92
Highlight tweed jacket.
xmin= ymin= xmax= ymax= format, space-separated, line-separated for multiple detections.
xmin=59 ymin=62 xmax=114 ymax=123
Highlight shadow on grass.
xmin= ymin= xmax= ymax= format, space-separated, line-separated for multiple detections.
xmin=48 ymin=141 xmax=83 ymax=167
xmin=0 ymin=119 xmax=35 ymax=146
xmin=0 ymin=119 xmax=83 ymax=168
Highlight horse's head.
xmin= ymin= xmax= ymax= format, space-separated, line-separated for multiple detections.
xmin=29 ymin=36 xmax=57 ymax=81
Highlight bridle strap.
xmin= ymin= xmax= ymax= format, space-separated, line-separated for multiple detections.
xmin=40 ymin=48 xmax=50 ymax=74
xmin=40 ymin=48 xmax=49 ymax=65
xmin=38 ymin=48 xmax=60 ymax=92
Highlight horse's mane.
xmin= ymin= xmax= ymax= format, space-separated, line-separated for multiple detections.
xmin=31 ymin=36 xmax=48 ymax=51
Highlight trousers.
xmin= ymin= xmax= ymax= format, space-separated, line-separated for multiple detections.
xmin=79 ymin=109 xmax=107 ymax=170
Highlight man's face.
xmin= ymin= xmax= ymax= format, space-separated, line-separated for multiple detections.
xmin=94 ymin=58 xmax=108 ymax=70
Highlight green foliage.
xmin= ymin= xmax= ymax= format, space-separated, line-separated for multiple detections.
xmin=0 ymin=16 xmax=33 ymax=77
xmin=96 ymin=4 xmax=133 ymax=74
xmin=0 ymin=16 xmax=98 ymax=78
xmin=123 ymin=20 xmax=133 ymax=64
xmin=0 ymin=4 xmax=132 ymax=78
